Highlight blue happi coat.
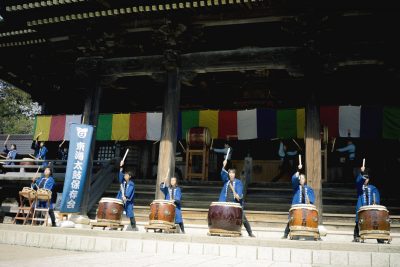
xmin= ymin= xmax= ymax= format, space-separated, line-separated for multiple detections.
xmin=33 ymin=142 xmax=48 ymax=167
xmin=31 ymin=176 xmax=55 ymax=209
xmin=116 ymin=171 xmax=135 ymax=218
xmin=219 ymin=169 xmax=243 ymax=205
xmin=355 ymin=173 xmax=380 ymax=222
xmin=5 ymin=149 xmax=17 ymax=165
xmin=291 ymin=172 xmax=315 ymax=205
xmin=160 ymin=183 xmax=183 ymax=224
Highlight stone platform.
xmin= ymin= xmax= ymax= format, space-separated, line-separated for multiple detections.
xmin=0 ymin=223 xmax=399 ymax=266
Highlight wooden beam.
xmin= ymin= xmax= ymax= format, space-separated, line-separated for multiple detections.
xmin=96 ymin=47 xmax=302 ymax=78
xmin=193 ymin=16 xmax=295 ymax=27
xmin=305 ymin=98 xmax=323 ymax=223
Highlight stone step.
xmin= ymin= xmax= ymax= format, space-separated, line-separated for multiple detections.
xmin=1 ymin=224 xmax=399 ymax=267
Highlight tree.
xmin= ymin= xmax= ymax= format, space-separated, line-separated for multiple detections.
xmin=0 ymin=80 xmax=41 ymax=134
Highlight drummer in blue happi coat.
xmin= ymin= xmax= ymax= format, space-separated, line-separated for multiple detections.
xmin=116 ymin=160 xmax=137 ymax=231
xmin=353 ymin=165 xmax=383 ymax=243
xmin=160 ymin=176 xmax=185 ymax=233
xmin=219 ymin=159 xmax=255 ymax=237
xmin=31 ymin=167 xmax=56 ymax=226
xmin=282 ymin=163 xmax=315 ymax=239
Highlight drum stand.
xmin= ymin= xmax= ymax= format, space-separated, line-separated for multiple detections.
xmin=360 ymin=232 xmax=392 ymax=244
xmin=289 ymin=226 xmax=320 ymax=241
xmin=185 ymin=145 xmax=209 ymax=181
xmin=144 ymin=223 xmax=179 ymax=234
xmin=208 ymin=230 xmax=241 ymax=237
xmin=31 ymin=192 xmax=51 ymax=226
xmin=90 ymin=221 xmax=124 ymax=231
xmin=14 ymin=192 xmax=35 ymax=225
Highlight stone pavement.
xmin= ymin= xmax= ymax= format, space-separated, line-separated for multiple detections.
xmin=0 ymin=244 xmax=329 ymax=267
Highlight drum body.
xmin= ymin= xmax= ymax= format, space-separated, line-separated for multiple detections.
xmin=97 ymin=198 xmax=124 ymax=224
xmin=358 ymin=205 xmax=391 ymax=240
xmin=289 ymin=204 xmax=319 ymax=238
xmin=208 ymin=201 xmax=242 ymax=235
xmin=20 ymin=158 xmax=35 ymax=172
xmin=149 ymin=200 xmax=176 ymax=227
xmin=186 ymin=127 xmax=211 ymax=148
xmin=36 ymin=188 xmax=52 ymax=201
xmin=20 ymin=187 xmax=36 ymax=199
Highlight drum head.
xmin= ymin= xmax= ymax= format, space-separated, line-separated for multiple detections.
xmin=100 ymin=198 xmax=124 ymax=205
xmin=210 ymin=201 xmax=242 ymax=208
xmin=289 ymin=204 xmax=318 ymax=212
xmin=358 ymin=204 xmax=388 ymax=213
xmin=151 ymin=199 xmax=176 ymax=207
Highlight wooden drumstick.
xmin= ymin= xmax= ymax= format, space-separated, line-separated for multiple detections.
xmin=362 ymin=158 xmax=366 ymax=168
xmin=178 ymin=140 xmax=186 ymax=153
xmin=292 ymin=138 xmax=302 ymax=151
xmin=4 ymin=134 xmax=10 ymax=145
xmin=0 ymin=155 xmax=6 ymax=159
xmin=59 ymin=139 xmax=65 ymax=148
xmin=210 ymin=138 xmax=214 ymax=149
xmin=32 ymin=166 xmax=41 ymax=183
xmin=228 ymin=182 xmax=240 ymax=201
xmin=299 ymin=154 xmax=302 ymax=166
xmin=331 ymin=138 xmax=336 ymax=153
xmin=226 ymin=147 xmax=231 ymax=160
xmin=35 ymin=132 xmax=42 ymax=140
xmin=373 ymin=193 xmax=376 ymax=205
xmin=153 ymin=140 xmax=160 ymax=145
xmin=122 ymin=149 xmax=129 ymax=163
xmin=29 ymin=153 xmax=36 ymax=159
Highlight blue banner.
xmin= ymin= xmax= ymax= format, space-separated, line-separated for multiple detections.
xmin=60 ymin=124 xmax=94 ymax=213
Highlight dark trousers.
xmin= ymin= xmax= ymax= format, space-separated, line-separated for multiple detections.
xmin=179 ymin=222 xmax=185 ymax=233
xmin=284 ymin=222 xmax=290 ymax=237
xmin=48 ymin=209 xmax=56 ymax=226
xmin=243 ymin=213 xmax=253 ymax=235
xmin=130 ymin=217 xmax=136 ymax=227
xmin=272 ymin=158 xmax=294 ymax=182
xmin=354 ymin=222 xmax=360 ymax=238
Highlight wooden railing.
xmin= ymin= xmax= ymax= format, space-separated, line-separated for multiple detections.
xmin=0 ymin=158 xmax=115 ymax=177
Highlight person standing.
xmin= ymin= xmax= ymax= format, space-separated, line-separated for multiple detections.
xmin=116 ymin=160 xmax=137 ymax=231
xmin=160 ymin=176 xmax=185 ymax=233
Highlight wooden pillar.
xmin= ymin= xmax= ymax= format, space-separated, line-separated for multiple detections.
xmin=155 ymin=65 xmax=181 ymax=199
xmin=305 ymin=100 xmax=323 ymax=223
xmin=77 ymin=58 xmax=102 ymax=215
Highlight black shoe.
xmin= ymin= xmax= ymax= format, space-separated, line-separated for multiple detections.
xmin=352 ymin=237 xmax=360 ymax=242
xmin=248 ymin=233 xmax=256 ymax=238
xmin=377 ymin=239 xmax=385 ymax=244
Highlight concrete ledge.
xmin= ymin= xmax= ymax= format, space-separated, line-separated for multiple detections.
xmin=0 ymin=224 xmax=399 ymax=266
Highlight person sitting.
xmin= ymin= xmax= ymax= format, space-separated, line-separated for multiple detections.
xmin=32 ymin=140 xmax=48 ymax=167
xmin=272 ymin=140 xmax=298 ymax=182
xmin=0 ymin=144 xmax=17 ymax=173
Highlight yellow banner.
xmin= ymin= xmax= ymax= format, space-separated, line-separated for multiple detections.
xmin=34 ymin=116 xmax=52 ymax=141
xmin=296 ymin=108 xmax=305 ymax=139
xmin=112 ymin=113 xmax=130 ymax=140
xmin=199 ymin=110 xmax=219 ymax=139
